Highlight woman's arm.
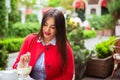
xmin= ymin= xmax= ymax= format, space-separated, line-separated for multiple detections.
xmin=12 ymin=34 xmax=33 ymax=69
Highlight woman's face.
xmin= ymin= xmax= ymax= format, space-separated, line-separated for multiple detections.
xmin=43 ymin=17 xmax=56 ymax=41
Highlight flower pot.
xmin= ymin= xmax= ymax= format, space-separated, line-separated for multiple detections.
xmin=103 ymin=29 xmax=113 ymax=36
xmin=96 ymin=30 xmax=103 ymax=38
xmin=85 ymin=56 xmax=114 ymax=78
xmin=75 ymin=63 xmax=86 ymax=80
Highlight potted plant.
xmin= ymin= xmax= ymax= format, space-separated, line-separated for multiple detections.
xmin=88 ymin=15 xmax=104 ymax=37
xmin=107 ymin=0 xmax=120 ymax=35
xmin=85 ymin=36 xmax=116 ymax=78
xmin=107 ymin=0 xmax=120 ymax=21
xmin=68 ymin=28 xmax=92 ymax=80
xmin=101 ymin=14 xmax=115 ymax=36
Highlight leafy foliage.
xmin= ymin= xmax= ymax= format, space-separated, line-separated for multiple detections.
xmin=60 ymin=0 xmax=74 ymax=11
xmin=7 ymin=0 xmax=21 ymax=37
xmin=12 ymin=22 xmax=40 ymax=37
xmin=0 ymin=50 xmax=8 ymax=70
xmin=68 ymin=28 xmax=92 ymax=64
xmin=88 ymin=14 xmax=115 ymax=30
xmin=107 ymin=0 xmax=120 ymax=20
xmin=95 ymin=36 xmax=116 ymax=58
xmin=47 ymin=0 xmax=61 ymax=7
xmin=66 ymin=16 xmax=80 ymax=33
xmin=88 ymin=15 xmax=103 ymax=30
xmin=67 ymin=26 xmax=93 ymax=80
xmin=0 ymin=0 xmax=7 ymax=37
xmin=83 ymin=30 xmax=96 ymax=39
xmin=19 ymin=0 xmax=36 ymax=8
xmin=101 ymin=14 xmax=115 ymax=29
xmin=26 ymin=14 xmax=39 ymax=22
xmin=0 ymin=38 xmax=24 ymax=53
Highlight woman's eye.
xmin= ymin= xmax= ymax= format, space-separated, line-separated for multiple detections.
xmin=50 ymin=25 xmax=55 ymax=28
xmin=44 ymin=23 xmax=47 ymax=26
xmin=51 ymin=26 xmax=56 ymax=29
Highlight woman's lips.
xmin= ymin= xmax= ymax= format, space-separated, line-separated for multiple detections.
xmin=45 ymin=32 xmax=51 ymax=35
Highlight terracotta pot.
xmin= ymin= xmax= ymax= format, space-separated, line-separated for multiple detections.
xmin=96 ymin=30 xmax=103 ymax=38
xmin=103 ymin=29 xmax=113 ymax=36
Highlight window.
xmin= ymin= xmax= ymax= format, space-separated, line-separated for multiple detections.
xmin=91 ymin=8 xmax=96 ymax=14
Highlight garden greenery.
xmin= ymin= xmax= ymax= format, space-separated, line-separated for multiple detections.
xmin=11 ymin=22 xmax=40 ymax=37
xmin=0 ymin=0 xmax=7 ymax=37
xmin=0 ymin=38 xmax=24 ymax=53
xmin=95 ymin=36 xmax=116 ymax=58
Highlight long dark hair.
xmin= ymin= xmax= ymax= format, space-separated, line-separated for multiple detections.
xmin=37 ymin=9 xmax=67 ymax=67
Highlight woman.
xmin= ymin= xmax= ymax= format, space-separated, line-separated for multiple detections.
xmin=13 ymin=9 xmax=74 ymax=80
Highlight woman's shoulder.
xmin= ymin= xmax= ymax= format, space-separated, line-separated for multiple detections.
xmin=25 ymin=33 xmax=37 ymax=41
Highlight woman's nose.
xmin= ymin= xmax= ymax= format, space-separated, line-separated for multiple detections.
xmin=46 ymin=26 xmax=50 ymax=31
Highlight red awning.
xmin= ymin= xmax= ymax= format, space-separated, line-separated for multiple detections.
xmin=101 ymin=0 xmax=107 ymax=7
xmin=74 ymin=0 xmax=85 ymax=9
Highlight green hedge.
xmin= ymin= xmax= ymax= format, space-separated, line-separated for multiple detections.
xmin=11 ymin=22 xmax=40 ymax=37
xmin=0 ymin=0 xmax=7 ymax=37
xmin=26 ymin=14 xmax=39 ymax=22
xmin=0 ymin=37 xmax=24 ymax=70
xmin=0 ymin=50 xmax=8 ymax=70
xmin=0 ymin=38 xmax=24 ymax=53
xmin=88 ymin=14 xmax=115 ymax=30
xmin=83 ymin=30 xmax=96 ymax=39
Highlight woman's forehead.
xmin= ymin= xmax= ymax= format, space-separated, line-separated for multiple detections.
xmin=45 ymin=17 xmax=54 ymax=22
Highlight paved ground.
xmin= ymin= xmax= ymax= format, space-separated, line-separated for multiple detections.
xmin=7 ymin=36 xmax=110 ymax=79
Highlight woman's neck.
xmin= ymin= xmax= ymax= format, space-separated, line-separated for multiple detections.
xmin=43 ymin=38 xmax=51 ymax=45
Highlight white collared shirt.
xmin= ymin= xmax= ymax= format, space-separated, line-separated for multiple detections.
xmin=37 ymin=37 xmax=56 ymax=46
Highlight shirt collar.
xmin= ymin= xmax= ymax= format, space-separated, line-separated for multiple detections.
xmin=37 ymin=37 xmax=56 ymax=46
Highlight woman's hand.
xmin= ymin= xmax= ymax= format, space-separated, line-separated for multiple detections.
xmin=19 ymin=52 xmax=31 ymax=68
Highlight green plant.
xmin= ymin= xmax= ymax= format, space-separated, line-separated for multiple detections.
xmin=26 ymin=14 xmax=39 ymax=22
xmin=74 ymin=48 xmax=92 ymax=80
xmin=68 ymin=28 xmax=85 ymax=49
xmin=60 ymin=0 xmax=74 ymax=11
xmin=0 ymin=50 xmax=8 ymax=70
xmin=74 ymin=49 xmax=92 ymax=64
xmin=95 ymin=36 xmax=116 ymax=58
xmin=47 ymin=0 xmax=61 ymax=7
xmin=69 ymin=30 xmax=92 ymax=80
xmin=0 ymin=0 xmax=7 ymax=37
xmin=66 ymin=16 xmax=80 ymax=33
xmin=7 ymin=0 xmax=21 ymax=37
xmin=107 ymin=0 xmax=120 ymax=20
xmin=83 ymin=30 xmax=96 ymax=39
xmin=11 ymin=22 xmax=40 ymax=37
xmin=67 ymin=25 xmax=93 ymax=80
xmin=101 ymin=14 xmax=115 ymax=29
xmin=0 ymin=38 xmax=24 ymax=53
xmin=68 ymin=28 xmax=93 ymax=63
xmin=19 ymin=0 xmax=36 ymax=8
xmin=88 ymin=15 xmax=103 ymax=30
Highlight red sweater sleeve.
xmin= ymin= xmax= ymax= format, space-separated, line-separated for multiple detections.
xmin=53 ymin=44 xmax=75 ymax=80
xmin=12 ymin=34 xmax=35 ymax=69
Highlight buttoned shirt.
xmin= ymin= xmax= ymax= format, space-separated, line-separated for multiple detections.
xmin=30 ymin=37 xmax=56 ymax=80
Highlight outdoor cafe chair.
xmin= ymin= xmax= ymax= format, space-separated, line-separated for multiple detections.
xmin=110 ymin=38 xmax=120 ymax=78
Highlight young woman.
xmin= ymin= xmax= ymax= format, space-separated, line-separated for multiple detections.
xmin=13 ymin=9 xmax=74 ymax=80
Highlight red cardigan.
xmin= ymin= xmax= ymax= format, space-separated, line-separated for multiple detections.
xmin=13 ymin=34 xmax=74 ymax=80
